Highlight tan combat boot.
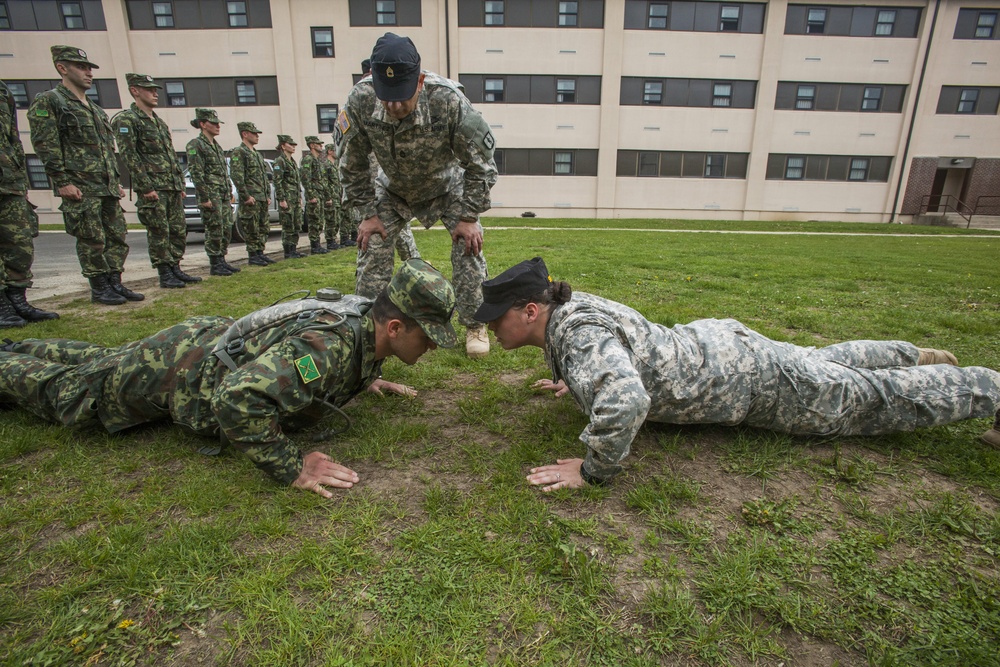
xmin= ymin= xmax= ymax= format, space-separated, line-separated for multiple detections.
xmin=466 ymin=325 xmax=490 ymax=359
xmin=917 ymin=348 xmax=958 ymax=366
xmin=981 ymin=411 xmax=1000 ymax=450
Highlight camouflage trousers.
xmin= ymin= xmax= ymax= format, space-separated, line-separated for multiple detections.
xmin=305 ymin=200 xmax=325 ymax=245
xmin=135 ymin=190 xmax=185 ymax=268
xmin=239 ymin=199 xmax=269 ymax=254
xmin=200 ymin=197 xmax=232 ymax=258
xmin=59 ymin=196 xmax=129 ymax=277
xmin=738 ymin=336 xmax=1000 ymax=437
xmin=0 ymin=194 xmax=37 ymax=288
xmin=280 ymin=204 xmax=302 ymax=247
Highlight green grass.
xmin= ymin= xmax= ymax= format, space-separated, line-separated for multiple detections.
xmin=2 ymin=219 xmax=1000 ymax=666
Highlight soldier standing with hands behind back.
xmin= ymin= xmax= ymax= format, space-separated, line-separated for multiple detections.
xmin=273 ymin=135 xmax=305 ymax=259
xmin=229 ymin=121 xmax=273 ymax=267
xmin=300 ymin=136 xmax=329 ymax=255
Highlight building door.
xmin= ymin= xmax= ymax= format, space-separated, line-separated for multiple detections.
xmin=928 ymin=169 xmax=948 ymax=212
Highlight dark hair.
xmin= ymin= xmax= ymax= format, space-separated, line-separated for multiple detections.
xmin=371 ymin=291 xmax=417 ymax=330
xmin=510 ymin=281 xmax=572 ymax=310
xmin=189 ymin=119 xmax=201 ymax=129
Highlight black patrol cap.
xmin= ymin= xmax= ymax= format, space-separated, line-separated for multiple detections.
xmin=369 ymin=33 xmax=421 ymax=102
xmin=473 ymin=257 xmax=552 ymax=323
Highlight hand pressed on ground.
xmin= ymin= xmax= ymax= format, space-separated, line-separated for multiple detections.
xmin=527 ymin=458 xmax=585 ymax=492
xmin=292 ymin=451 xmax=359 ymax=498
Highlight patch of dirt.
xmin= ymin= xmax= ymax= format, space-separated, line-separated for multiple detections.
xmin=779 ymin=628 xmax=864 ymax=666
xmin=28 ymin=519 xmax=98 ymax=553
xmin=160 ymin=609 xmax=234 ymax=666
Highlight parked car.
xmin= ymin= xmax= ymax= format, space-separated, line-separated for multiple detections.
xmin=184 ymin=157 xmax=281 ymax=242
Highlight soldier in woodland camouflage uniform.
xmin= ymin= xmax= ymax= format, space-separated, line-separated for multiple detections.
xmin=475 ymin=258 xmax=1000 ymax=490
xmin=273 ymin=135 xmax=305 ymax=259
xmin=28 ymin=45 xmax=144 ymax=306
xmin=338 ymin=33 xmax=497 ymax=359
xmin=0 ymin=79 xmax=59 ymax=328
xmin=0 ymin=259 xmax=456 ymax=497
xmin=186 ymin=108 xmax=239 ymax=276
xmin=112 ymin=73 xmax=201 ymax=290
xmin=322 ymin=144 xmax=344 ymax=250
xmin=229 ymin=121 xmax=273 ymax=267
xmin=300 ymin=136 xmax=329 ymax=255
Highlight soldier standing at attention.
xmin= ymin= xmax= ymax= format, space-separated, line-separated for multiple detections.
xmin=322 ymin=143 xmax=343 ymax=250
xmin=339 ymin=34 xmax=497 ymax=359
xmin=112 ymin=73 xmax=201 ymax=291
xmin=273 ymin=135 xmax=305 ymax=259
xmin=28 ymin=45 xmax=144 ymax=306
xmin=0 ymin=80 xmax=59 ymax=328
xmin=229 ymin=121 xmax=273 ymax=267
xmin=300 ymin=136 xmax=329 ymax=255
xmin=186 ymin=108 xmax=239 ymax=276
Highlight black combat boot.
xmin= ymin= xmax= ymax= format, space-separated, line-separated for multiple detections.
xmin=341 ymin=233 xmax=357 ymax=248
xmin=221 ymin=256 xmax=241 ymax=273
xmin=248 ymin=250 xmax=269 ymax=267
xmin=327 ymin=238 xmax=340 ymax=251
xmin=262 ymin=251 xmax=278 ymax=264
xmin=210 ymin=255 xmax=234 ymax=276
xmin=109 ymin=273 xmax=145 ymax=301
xmin=171 ymin=263 xmax=202 ymax=283
xmin=89 ymin=275 xmax=126 ymax=305
xmin=5 ymin=287 xmax=58 ymax=322
xmin=157 ymin=264 xmax=186 ymax=289
xmin=283 ymin=244 xmax=306 ymax=259
xmin=310 ymin=241 xmax=328 ymax=255
xmin=0 ymin=292 xmax=26 ymax=328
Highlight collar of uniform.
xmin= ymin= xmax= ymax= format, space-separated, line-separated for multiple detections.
xmin=56 ymin=83 xmax=91 ymax=107
xmin=129 ymin=101 xmax=153 ymax=118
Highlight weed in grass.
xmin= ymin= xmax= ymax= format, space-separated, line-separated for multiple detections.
xmin=741 ymin=496 xmax=797 ymax=534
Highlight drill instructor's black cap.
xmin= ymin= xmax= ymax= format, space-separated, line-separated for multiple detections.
xmin=369 ymin=33 xmax=421 ymax=102
xmin=473 ymin=257 xmax=552 ymax=323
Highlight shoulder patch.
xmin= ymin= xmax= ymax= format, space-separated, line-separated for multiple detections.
xmin=188 ymin=147 xmax=197 ymax=154
xmin=295 ymin=354 xmax=321 ymax=384
xmin=119 ymin=126 xmax=129 ymax=133
xmin=35 ymin=109 xmax=49 ymax=118
xmin=337 ymin=110 xmax=351 ymax=134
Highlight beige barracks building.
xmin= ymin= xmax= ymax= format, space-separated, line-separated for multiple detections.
xmin=3 ymin=0 xmax=999 ymax=222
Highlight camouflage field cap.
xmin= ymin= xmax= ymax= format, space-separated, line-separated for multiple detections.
xmin=324 ymin=143 xmax=336 ymax=152
xmin=126 ymin=73 xmax=161 ymax=89
xmin=304 ymin=135 xmax=322 ymax=145
xmin=51 ymin=45 xmax=99 ymax=68
xmin=388 ymin=259 xmax=457 ymax=348
xmin=369 ymin=33 xmax=421 ymax=102
xmin=473 ymin=257 xmax=552 ymax=323
xmin=277 ymin=134 xmax=297 ymax=146
xmin=237 ymin=121 xmax=262 ymax=133
xmin=193 ymin=108 xmax=223 ymax=124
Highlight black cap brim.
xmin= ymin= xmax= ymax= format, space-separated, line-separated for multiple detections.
xmin=372 ymin=69 xmax=420 ymax=102
xmin=473 ymin=299 xmax=515 ymax=323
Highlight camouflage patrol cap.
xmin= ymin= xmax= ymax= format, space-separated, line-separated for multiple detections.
xmin=193 ymin=108 xmax=223 ymax=124
xmin=277 ymin=134 xmax=297 ymax=146
xmin=51 ymin=45 xmax=99 ymax=69
xmin=473 ymin=257 xmax=552 ymax=323
xmin=237 ymin=121 xmax=262 ymax=133
xmin=304 ymin=135 xmax=322 ymax=145
xmin=324 ymin=143 xmax=336 ymax=152
xmin=125 ymin=73 xmax=161 ymax=89
xmin=388 ymin=259 xmax=457 ymax=348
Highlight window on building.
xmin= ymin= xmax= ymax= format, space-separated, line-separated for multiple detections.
xmin=861 ymin=86 xmax=882 ymax=111
xmin=494 ymin=148 xmax=505 ymax=174
xmin=713 ymin=83 xmax=733 ymax=107
xmin=557 ymin=79 xmax=576 ymax=103
xmin=648 ymin=3 xmax=668 ymax=29
xmin=795 ymin=85 xmax=816 ymax=110
xmin=848 ymin=158 xmax=870 ymax=180
xmin=0 ymin=2 xmax=9 ymax=30
xmin=875 ymin=9 xmax=896 ymax=36
xmin=227 ymin=1 xmax=248 ymax=27
xmin=153 ymin=2 xmax=174 ymax=27
xmin=26 ymin=156 xmax=50 ymax=190
xmin=720 ymin=6 xmax=740 ymax=31
xmin=643 ymin=81 xmax=663 ymax=105
xmin=957 ymin=88 xmax=979 ymax=113
xmin=6 ymin=81 xmax=27 ymax=108
xmin=639 ymin=152 xmax=659 ymax=176
xmin=484 ymin=78 xmax=504 ymax=102
xmin=317 ymin=104 xmax=338 ymax=133
xmin=236 ymin=80 xmax=257 ymax=105
xmin=85 ymin=86 xmax=100 ymax=105
xmin=485 ymin=0 xmax=504 ymax=26
xmin=312 ymin=27 xmax=334 ymax=57
xmin=559 ymin=1 xmax=578 ymax=27
xmin=165 ymin=81 xmax=186 ymax=106
xmin=806 ymin=8 xmax=826 ymax=33
xmin=376 ymin=0 xmax=396 ymax=25
xmin=785 ymin=156 xmax=805 ymax=179
xmin=554 ymin=151 xmax=574 ymax=174
xmin=705 ymin=154 xmax=725 ymax=178
xmin=976 ymin=11 xmax=997 ymax=38
xmin=61 ymin=2 xmax=84 ymax=29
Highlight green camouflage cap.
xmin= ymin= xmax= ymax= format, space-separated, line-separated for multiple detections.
xmin=304 ymin=135 xmax=322 ymax=145
xmin=237 ymin=121 xmax=262 ymax=133
xmin=277 ymin=134 xmax=297 ymax=145
xmin=51 ymin=45 xmax=99 ymax=69
xmin=193 ymin=108 xmax=223 ymax=124
xmin=387 ymin=259 xmax=457 ymax=348
xmin=125 ymin=73 xmax=161 ymax=89
xmin=325 ymin=143 xmax=336 ymax=152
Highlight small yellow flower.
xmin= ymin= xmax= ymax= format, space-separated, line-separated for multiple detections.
xmin=117 ymin=619 xmax=135 ymax=630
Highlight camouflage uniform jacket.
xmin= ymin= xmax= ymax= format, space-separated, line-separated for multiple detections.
xmin=0 ymin=80 xmax=28 ymax=196
xmin=272 ymin=154 xmax=300 ymax=205
xmin=111 ymin=102 xmax=184 ymax=195
xmin=337 ymin=72 xmax=497 ymax=224
xmin=545 ymin=293 xmax=759 ymax=481
xmin=300 ymin=152 xmax=324 ymax=201
xmin=185 ymin=132 xmax=230 ymax=201
xmin=229 ymin=142 xmax=269 ymax=202
xmin=324 ymin=154 xmax=343 ymax=200
xmin=27 ymin=84 xmax=120 ymax=197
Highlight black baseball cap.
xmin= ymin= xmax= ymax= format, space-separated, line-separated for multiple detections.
xmin=473 ymin=258 xmax=552 ymax=323
xmin=369 ymin=33 xmax=421 ymax=102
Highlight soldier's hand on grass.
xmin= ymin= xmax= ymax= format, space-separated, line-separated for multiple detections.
xmin=293 ymin=451 xmax=359 ymax=498
xmin=451 ymin=220 xmax=483 ymax=256
xmin=527 ymin=458 xmax=585 ymax=492
xmin=358 ymin=216 xmax=387 ymax=252
xmin=367 ymin=378 xmax=417 ymax=397
xmin=532 ymin=378 xmax=569 ymax=397
xmin=142 ymin=190 xmax=159 ymax=202
xmin=58 ymin=184 xmax=83 ymax=202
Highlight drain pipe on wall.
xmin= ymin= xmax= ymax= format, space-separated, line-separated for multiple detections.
xmin=444 ymin=0 xmax=452 ymax=78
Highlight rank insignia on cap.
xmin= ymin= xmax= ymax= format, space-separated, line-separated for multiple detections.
xmin=78 ymin=49 xmax=86 ymax=58
xmin=386 ymin=66 xmax=395 ymax=78
xmin=336 ymin=110 xmax=350 ymax=133
xmin=146 ymin=75 xmax=153 ymax=82
xmin=295 ymin=354 xmax=321 ymax=384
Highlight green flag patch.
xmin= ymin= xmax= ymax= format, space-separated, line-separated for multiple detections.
xmin=295 ymin=354 xmax=321 ymax=384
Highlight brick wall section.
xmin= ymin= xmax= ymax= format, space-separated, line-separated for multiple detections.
xmin=966 ymin=158 xmax=1000 ymax=215
xmin=900 ymin=157 xmax=938 ymax=215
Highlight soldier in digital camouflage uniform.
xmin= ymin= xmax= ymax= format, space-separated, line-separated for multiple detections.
xmin=273 ymin=135 xmax=305 ymax=259
xmin=0 ymin=79 xmax=59 ymax=328
xmin=229 ymin=121 xmax=273 ymax=267
xmin=475 ymin=258 xmax=1000 ymax=490
xmin=112 ymin=73 xmax=201 ymax=291
xmin=300 ymin=136 xmax=329 ymax=255
xmin=322 ymin=143 xmax=344 ymax=250
xmin=338 ymin=33 xmax=497 ymax=359
xmin=186 ymin=108 xmax=239 ymax=276
xmin=28 ymin=45 xmax=144 ymax=306
xmin=0 ymin=259 xmax=456 ymax=497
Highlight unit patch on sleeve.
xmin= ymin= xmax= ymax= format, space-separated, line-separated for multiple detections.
xmin=295 ymin=354 xmax=321 ymax=384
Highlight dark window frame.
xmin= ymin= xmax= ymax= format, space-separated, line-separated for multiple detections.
xmin=165 ymin=81 xmax=186 ymax=106
xmin=648 ymin=2 xmax=668 ymax=29
xmin=559 ymin=1 xmax=579 ymax=27
xmin=957 ymin=88 xmax=979 ymax=113
xmin=85 ymin=86 xmax=101 ymax=106
xmin=976 ymin=11 xmax=997 ymax=38
xmin=643 ymin=80 xmax=663 ymax=105
xmin=6 ymin=81 xmax=28 ymax=108
xmin=705 ymin=153 xmax=726 ymax=178
xmin=484 ymin=77 xmax=505 ymax=102
xmin=227 ymin=0 xmax=248 ymax=27
xmin=556 ymin=78 xmax=576 ymax=103
xmin=312 ymin=27 xmax=334 ymax=57
xmin=0 ymin=1 xmax=9 ymax=30
xmin=494 ymin=148 xmax=505 ymax=174
xmin=376 ymin=0 xmax=397 ymax=25
xmin=26 ymin=156 xmax=51 ymax=190
xmin=554 ymin=151 xmax=574 ymax=174
xmin=236 ymin=79 xmax=257 ymax=105
xmin=795 ymin=84 xmax=816 ymax=109
xmin=638 ymin=151 xmax=660 ymax=176
xmin=875 ymin=9 xmax=896 ymax=36
xmin=720 ymin=5 xmax=741 ymax=31
xmin=806 ymin=7 xmax=826 ymax=33
xmin=713 ymin=82 xmax=733 ymax=107
xmin=785 ymin=156 xmax=805 ymax=179
xmin=153 ymin=1 xmax=174 ymax=28
xmin=60 ymin=2 xmax=85 ymax=30
xmin=848 ymin=157 xmax=870 ymax=180
xmin=861 ymin=86 xmax=882 ymax=111
xmin=317 ymin=104 xmax=339 ymax=133
xmin=484 ymin=0 xmax=504 ymax=25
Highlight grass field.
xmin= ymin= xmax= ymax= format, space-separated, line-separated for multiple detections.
xmin=2 ymin=219 xmax=999 ymax=666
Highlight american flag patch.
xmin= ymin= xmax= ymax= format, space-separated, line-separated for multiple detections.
xmin=336 ymin=110 xmax=350 ymax=133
